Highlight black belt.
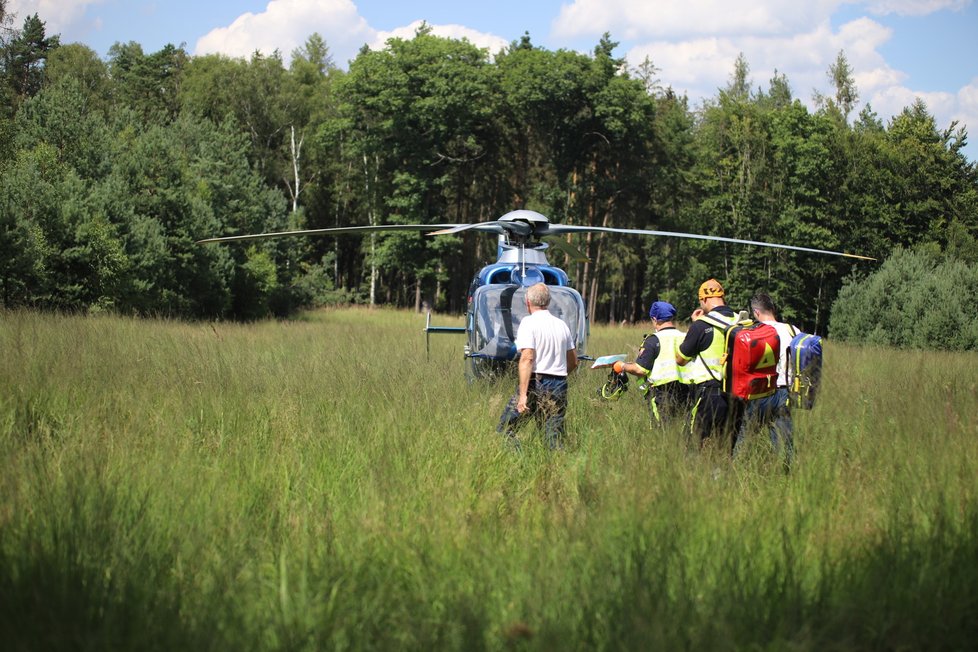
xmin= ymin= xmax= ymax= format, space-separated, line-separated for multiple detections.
xmin=533 ymin=373 xmax=565 ymax=381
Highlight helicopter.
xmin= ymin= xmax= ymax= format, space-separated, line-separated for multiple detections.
xmin=197 ymin=209 xmax=874 ymax=381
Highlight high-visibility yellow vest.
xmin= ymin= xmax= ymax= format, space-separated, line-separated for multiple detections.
xmin=677 ymin=351 xmax=712 ymax=385
xmin=648 ymin=329 xmax=693 ymax=386
xmin=693 ymin=310 xmax=746 ymax=383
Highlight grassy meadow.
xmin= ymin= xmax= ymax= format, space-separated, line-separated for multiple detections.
xmin=2 ymin=307 xmax=977 ymax=651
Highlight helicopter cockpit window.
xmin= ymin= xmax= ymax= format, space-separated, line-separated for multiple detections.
xmin=484 ymin=267 xmax=562 ymax=285
xmin=539 ymin=288 xmax=585 ymax=341
xmin=509 ymin=267 xmax=545 ymax=287
xmin=471 ymin=285 xmax=585 ymax=359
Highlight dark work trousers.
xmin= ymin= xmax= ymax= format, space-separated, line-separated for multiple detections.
xmin=647 ymin=381 xmax=692 ymax=428
xmin=497 ymin=375 xmax=569 ymax=450
xmin=689 ymin=382 xmax=746 ymax=454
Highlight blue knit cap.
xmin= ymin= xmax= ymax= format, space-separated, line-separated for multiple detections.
xmin=649 ymin=300 xmax=677 ymax=321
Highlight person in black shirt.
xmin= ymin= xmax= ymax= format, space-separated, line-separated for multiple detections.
xmin=615 ymin=301 xmax=692 ymax=428
xmin=675 ymin=279 xmax=745 ymax=452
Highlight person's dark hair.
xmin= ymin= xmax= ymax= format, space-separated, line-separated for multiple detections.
xmin=750 ymin=292 xmax=777 ymax=316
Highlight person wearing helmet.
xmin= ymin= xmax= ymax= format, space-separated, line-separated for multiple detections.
xmin=614 ymin=300 xmax=699 ymax=428
xmin=675 ymin=279 xmax=745 ymax=452
xmin=497 ymin=282 xmax=579 ymax=450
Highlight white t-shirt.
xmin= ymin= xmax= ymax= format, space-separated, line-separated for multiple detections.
xmin=761 ymin=320 xmax=798 ymax=387
xmin=515 ymin=309 xmax=576 ymax=376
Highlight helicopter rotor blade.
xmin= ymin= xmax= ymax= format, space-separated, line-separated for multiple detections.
xmin=427 ymin=223 xmax=503 ymax=236
xmin=428 ymin=221 xmax=533 ymax=237
xmin=196 ymin=224 xmax=461 ymax=245
xmin=542 ymin=236 xmax=591 ymax=263
xmin=541 ymin=224 xmax=876 ymax=261
xmin=197 ymin=214 xmax=875 ymax=261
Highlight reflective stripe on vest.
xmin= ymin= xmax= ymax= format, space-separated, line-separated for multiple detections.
xmin=679 ymin=353 xmax=713 ymax=385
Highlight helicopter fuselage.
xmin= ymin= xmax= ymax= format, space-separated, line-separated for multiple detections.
xmin=428 ymin=242 xmax=589 ymax=382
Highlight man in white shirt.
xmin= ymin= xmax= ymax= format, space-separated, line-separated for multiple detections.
xmin=496 ymin=282 xmax=579 ymax=449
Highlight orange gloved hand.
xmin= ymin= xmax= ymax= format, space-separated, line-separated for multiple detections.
xmin=612 ymin=361 xmax=624 ymax=373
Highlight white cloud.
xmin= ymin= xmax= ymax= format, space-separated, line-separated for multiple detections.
xmin=7 ymin=0 xmax=104 ymax=34
xmin=552 ymin=0 xmax=970 ymax=39
xmin=624 ymin=18 xmax=902 ymax=110
xmin=867 ymin=81 xmax=977 ymax=145
xmin=553 ymin=0 xmax=847 ymax=40
xmin=864 ymin=0 xmax=970 ymax=16
xmin=372 ymin=20 xmax=510 ymax=57
xmin=195 ymin=0 xmax=374 ymax=65
xmin=958 ymin=78 xmax=978 ymax=119
xmin=952 ymin=79 xmax=978 ymax=146
xmin=195 ymin=1 xmax=508 ymax=66
xmin=620 ymin=8 xmax=974 ymax=157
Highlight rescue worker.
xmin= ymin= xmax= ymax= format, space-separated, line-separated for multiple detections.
xmin=736 ymin=292 xmax=796 ymax=466
xmin=675 ymin=278 xmax=746 ymax=452
xmin=614 ymin=300 xmax=697 ymax=427
xmin=497 ymin=282 xmax=578 ymax=450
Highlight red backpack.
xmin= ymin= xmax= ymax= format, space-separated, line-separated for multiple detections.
xmin=700 ymin=312 xmax=780 ymax=401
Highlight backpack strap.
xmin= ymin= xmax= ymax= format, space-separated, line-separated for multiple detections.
xmin=697 ymin=353 xmax=721 ymax=383
xmin=698 ymin=311 xmax=733 ymax=332
xmin=695 ymin=311 xmax=739 ymax=385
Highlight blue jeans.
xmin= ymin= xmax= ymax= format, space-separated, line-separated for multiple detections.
xmin=735 ymin=388 xmax=793 ymax=461
xmin=497 ymin=376 xmax=568 ymax=450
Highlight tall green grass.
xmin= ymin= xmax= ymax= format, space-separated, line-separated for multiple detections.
xmin=2 ymin=308 xmax=977 ymax=650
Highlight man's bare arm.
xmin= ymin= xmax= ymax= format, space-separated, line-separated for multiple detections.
xmin=517 ymin=348 xmax=535 ymax=413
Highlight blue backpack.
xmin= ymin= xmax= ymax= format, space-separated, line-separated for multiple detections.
xmin=787 ymin=332 xmax=822 ymax=409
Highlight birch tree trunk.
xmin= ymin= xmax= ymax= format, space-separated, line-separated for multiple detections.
xmin=289 ymin=125 xmax=302 ymax=213
xmin=363 ymin=153 xmax=378 ymax=306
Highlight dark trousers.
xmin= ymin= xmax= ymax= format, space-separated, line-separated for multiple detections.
xmin=497 ymin=376 xmax=568 ymax=449
xmin=689 ymin=383 xmax=745 ymax=453
xmin=648 ymin=381 xmax=692 ymax=427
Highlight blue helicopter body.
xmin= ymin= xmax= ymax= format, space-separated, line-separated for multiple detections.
xmin=444 ymin=242 xmax=589 ymax=381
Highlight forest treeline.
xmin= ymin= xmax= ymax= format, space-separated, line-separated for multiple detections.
xmin=2 ymin=6 xmax=977 ymax=334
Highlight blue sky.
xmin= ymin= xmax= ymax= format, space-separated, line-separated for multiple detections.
xmin=9 ymin=0 xmax=978 ymax=161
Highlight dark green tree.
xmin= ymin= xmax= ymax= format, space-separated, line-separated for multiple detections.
xmin=323 ymin=27 xmax=497 ymax=309
xmin=0 ymin=11 xmax=58 ymax=162
xmin=495 ymin=33 xmax=662 ymax=321
xmin=285 ymin=34 xmax=338 ymax=215
xmin=816 ymin=50 xmax=858 ymax=120
xmin=107 ymin=42 xmax=187 ymax=123
xmin=180 ymin=49 xmax=309 ymax=201
xmin=44 ymin=43 xmax=110 ymax=111
xmin=2 ymin=13 xmax=59 ymax=102
xmin=14 ymin=73 xmax=109 ymax=177
xmin=886 ymin=99 xmax=978 ymax=248
xmin=830 ymin=246 xmax=978 ymax=350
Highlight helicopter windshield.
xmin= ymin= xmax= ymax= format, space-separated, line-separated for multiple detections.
xmin=471 ymin=285 xmax=586 ymax=360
